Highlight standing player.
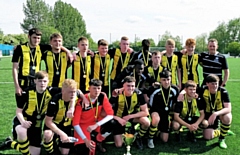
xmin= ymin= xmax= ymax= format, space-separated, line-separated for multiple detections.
xmin=42 ymin=33 xmax=71 ymax=87
xmin=73 ymin=79 xmax=114 ymax=155
xmin=179 ymin=38 xmax=200 ymax=88
xmin=109 ymin=36 xmax=134 ymax=82
xmin=72 ymin=37 xmax=92 ymax=93
xmin=130 ymin=39 xmax=152 ymax=66
xmin=147 ymin=70 xmax=179 ymax=148
xmin=91 ymin=39 xmax=112 ymax=96
xmin=200 ymin=39 xmax=229 ymax=87
xmin=173 ymin=80 xmax=205 ymax=142
xmin=161 ymin=39 xmax=181 ymax=89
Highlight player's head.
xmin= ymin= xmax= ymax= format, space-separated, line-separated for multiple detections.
xmin=185 ymin=38 xmax=196 ymax=54
xmin=206 ymin=74 xmax=219 ymax=93
xmin=50 ymin=33 xmax=63 ymax=51
xmin=28 ymin=28 xmax=42 ymax=47
xmin=184 ymin=80 xmax=197 ymax=98
xmin=120 ymin=36 xmax=130 ymax=52
xmin=77 ymin=36 xmax=89 ymax=52
xmin=89 ymin=79 xmax=102 ymax=98
xmin=62 ymin=79 xmax=77 ymax=101
xmin=160 ymin=70 xmax=171 ymax=89
xmin=151 ymin=51 xmax=161 ymax=66
xmin=98 ymin=39 xmax=108 ymax=56
xmin=34 ymin=71 xmax=49 ymax=92
xmin=123 ymin=76 xmax=136 ymax=95
xmin=165 ymin=39 xmax=175 ymax=53
xmin=134 ymin=59 xmax=144 ymax=76
xmin=142 ymin=39 xmax=150 ymax=51
xmin=208 ymin=38 xmax=218 ymax=54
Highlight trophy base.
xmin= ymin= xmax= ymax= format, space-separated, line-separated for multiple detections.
xmin=124 ymin=145 xmax=132 ymax=155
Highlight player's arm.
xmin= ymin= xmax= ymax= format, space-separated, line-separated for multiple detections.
xmin=195 ymin=109 xmax=205 ymax=126
xmin=174 ymin=112 xmax=190 ymax=128
xmin=222 ymin=69 xmax=229 ymax=87
xmin=12 ymin=62 xmax=21 ymax=95
xmin=45 ymin=115 xmax=70 ymax=142
xmin=61 ymin=46 xmax=73 ymax=63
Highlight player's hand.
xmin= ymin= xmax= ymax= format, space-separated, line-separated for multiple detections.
xmin=127 ymin=48 xmax=134 ymax=54
xmin=180 ymin=49 xmax=187 ymax=54
xmin=191 ymin=123 xmax=199 ymax=131
xmin=177 ymin=90 xmax=186 ymax=101
xmin=112 ymin=88 xmax=124 ymax=97
xmin=60 ymin=133 xmax=70 ymax=143
xmin=117 ymin=118 xmax=127 ymax=126
xmin=87 ymin=124 xmax=98 ymax=133
xmin=66 ymin=107 xmax=74 ymax=118
xmin=84 ymin=139 xmax=96 ymax=151
xmin=177 ymin=84 xmax=182 ymax=90
xmin=87 ymin=49 xmax=95 ymax=57
xmin=81 ymin=96 xmax=90 ymax=108
xmin=187 ymin=124 xmax=195 ymax=132
xmin=66 ymin=52 xmax=73 ymax=63
xmin=15 ymin=86 xmax=23 ymax=96
xmin=152 ymin=82 xmax=160 ymax=88
xmin=208 ymin=112 xmax=217 ymax=125
xmin=72 ymin=51 xmax=77 ymax=60
xmin=21 ymin=120 xmax=32 ymax=128
xmin=122 ymin=115 xmax=132 ymax=122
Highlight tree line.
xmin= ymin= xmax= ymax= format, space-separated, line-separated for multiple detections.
xmin=0 ymin=0 xmax=240 ymax=55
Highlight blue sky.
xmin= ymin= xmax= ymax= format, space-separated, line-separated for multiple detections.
xmin=0 ymin=0 xmax=240 ymax=44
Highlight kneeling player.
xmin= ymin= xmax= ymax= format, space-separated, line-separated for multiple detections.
xmin=173 ymin=80 xmax=204 ymax=142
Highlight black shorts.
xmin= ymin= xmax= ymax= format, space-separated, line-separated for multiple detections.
xmin=75 ymin=143 xmax=90 ymax=155
xmin=183 ymin=116 xmax=199 ymax=125
xmin=44 ymin=124 xmax=73 ymax=149
xmin=158 ymin=114 xmax=170 ymax=133
xmin=12 ymin=116 xmax=42 ymax=147
xmin=111 ymin=119 xmax=135 ymax=135
xmin=205 ymin=113 xmax=219 ymax=129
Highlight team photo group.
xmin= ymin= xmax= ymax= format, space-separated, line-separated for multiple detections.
xmin=0 ymin=27 xmax=234 ymax=155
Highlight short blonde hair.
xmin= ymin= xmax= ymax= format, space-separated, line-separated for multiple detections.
xmin=62 ymin=79 xmax=77 ymax=89
xmin=165 ymin=39 xmax=175 ymax=46
xmin=121 ymin=36 xmax=129 ymax=41
xmin=208 ymin=38 xmax=218 ymax=45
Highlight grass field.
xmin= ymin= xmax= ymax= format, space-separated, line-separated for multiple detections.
xmin=0 ymin=57 xmax=240 ymax=155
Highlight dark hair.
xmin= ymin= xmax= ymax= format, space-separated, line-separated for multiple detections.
xmin=28 ymin=28 xmax=42 ymax=36
xmin=123 ymin=76 xmax=136 ymax=83
xmin=205 ymin=74 xmax=219 ymax=83
xmin=98 ymin=39 xmax=108 ymax=47
xmin=185 ymin=80 xmax=197 ymax=88
xmin=160 ymin=70 xmax=171 ymax=78
xmin=142 ymin=39 xmax=150 ymax=46
xmin=134 ymin=59 xmax=144 ymax=66
xmin=35 ymin=71 xmax=48 ymax=79
xmin=89 ymin=79 xmax=102 ymax=86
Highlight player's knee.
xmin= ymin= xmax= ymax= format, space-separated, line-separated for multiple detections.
xmin=201 ymin=119 xmax=209 ymax=128
xmin=203 ymin=129 xmax=214 ymax=140
xmin=43 ymin=130 xmax=53 ymax=142
xmin=172 ymin=121 xmax=180 ymax=131
xmin=140 ymin=117 xmax=150 ymax=128
xmin=15 ymin=125 xmax=27 ymax=137
xmin=115 ymin=141 xmax=123 ymax=148
xmin=220 ymin=113 xmax=232 ymax=124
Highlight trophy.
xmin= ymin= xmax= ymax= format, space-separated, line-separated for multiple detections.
xmin=122 ymin=133 xmax=136 ymax=155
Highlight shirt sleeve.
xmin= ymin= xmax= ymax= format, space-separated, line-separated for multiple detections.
xmin=196 ymin=97 xmax=204 ymax=111
xmin=16 ymin=93 xmax=28 ymax=108
xmin=40 ymin=44 xmax=52 ymax=54
xmin=138 ymin=93 xmax=146 ymax=106
xmin=221 ymin=56 xmax=228 ymax=69
xmin=221 ymin=88 xmax=230 ymax=103
xmin=46 ymin=99 xmax=58 ymax=117
xmin=102 ymin=94 xmax=114 ymax=115
xmin=108 ymin=48 xmax=116 ymax=58
xmin=12 ymin=45 xmax=22 ymax=63
xmin=48 ymin=87 xmax=62 ymax=96
xmin=72 ymin=100 xmax=83 ymax=126
xmin=174 ymin=101 xmax=183 ymax=113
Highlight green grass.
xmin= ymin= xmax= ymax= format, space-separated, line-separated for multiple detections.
xmin=0 ymin=57 xmax=240 ymax=155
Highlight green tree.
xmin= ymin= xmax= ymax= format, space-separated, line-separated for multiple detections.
xmin=0 ymin=28 xmax=4 ymax=44
xmin=21 ymin=0 xmax=54 ymax=33
xmin=227 ymin=18 xmax=240 ymax=42
xmin=208 ymin=22 xmax=228 ymax=53
xmin=53 ymin=0 xmax=89 ymax=48
xmin=195 ymin=33 xmax=208 ymax=52
xmin=225 ymin=42 xmax=240 ymax=56
xmin=157 ymin=31 xmax=182 ymax=51
xmin=39 ymin=24 xmax=59 ymax=44
xmin=12 ymin=34 xmax=28 ymax=44
xmin=109 ymin=40 xmax=120 ymax=49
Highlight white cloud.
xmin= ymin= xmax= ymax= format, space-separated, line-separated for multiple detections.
xmin=125 ymin=16 xmax=143 ymax=23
